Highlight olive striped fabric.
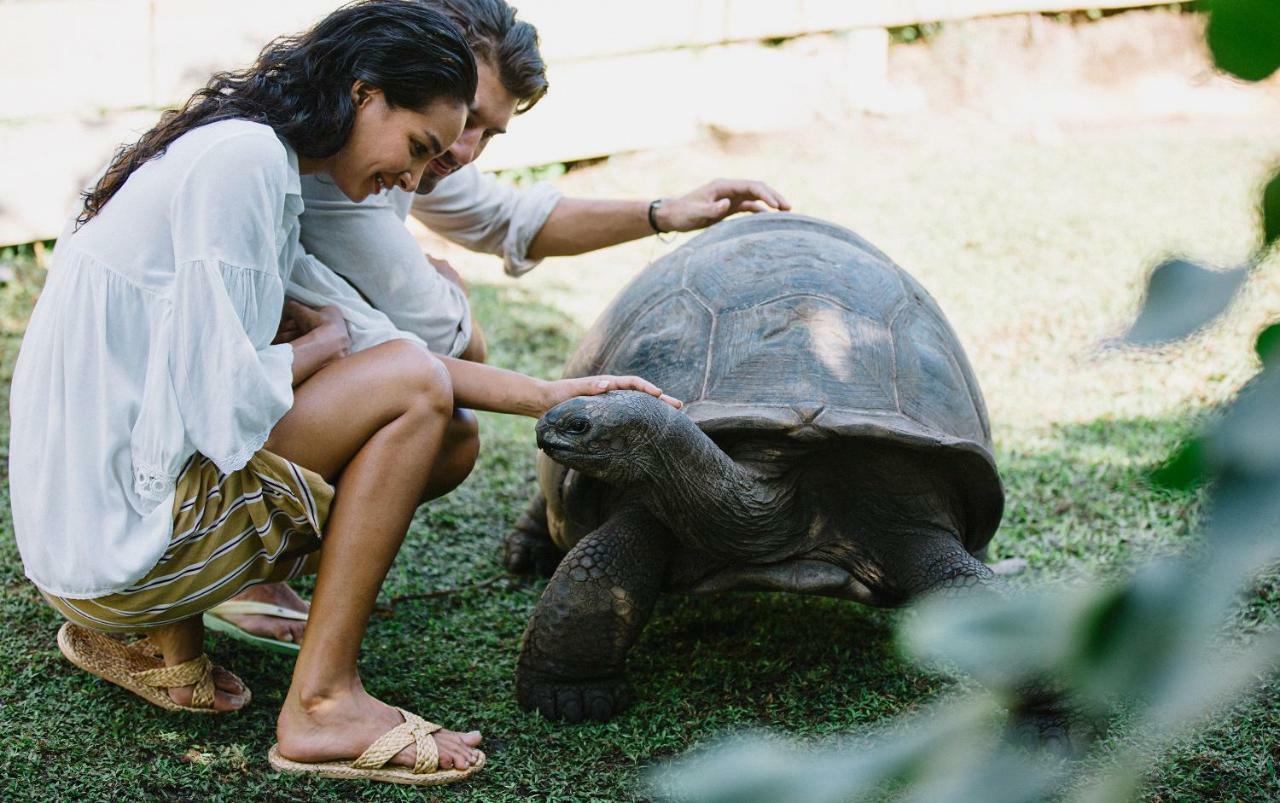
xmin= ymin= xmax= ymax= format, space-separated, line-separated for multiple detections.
xmin=45 ymin=450 xmax=332 ymax=633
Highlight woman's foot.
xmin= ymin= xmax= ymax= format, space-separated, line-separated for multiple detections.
xmin=277 ymin=684 xmax=482 ymax=770
xmin=218 ymin=583 xmax=310 ymax=645
xmin=146 ymin=618 xmax=251 ymax=711
xmin=166 ymin=665 xmax=251 ymax=711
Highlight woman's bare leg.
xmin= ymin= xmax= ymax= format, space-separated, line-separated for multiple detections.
xmin=265 ymin=341 xmax=481 ymax=770
xmin=216 ymin=408 xmax=479 ymax=645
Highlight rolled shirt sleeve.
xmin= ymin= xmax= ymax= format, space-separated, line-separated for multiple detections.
xmin=408 ymin=164 xmax=562 ymax=277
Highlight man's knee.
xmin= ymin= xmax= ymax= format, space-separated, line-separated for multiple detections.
xmin=423 ymin=409 xmax=480 ymax=501
xmin=459 ymin=320 xmax=488 ymax=364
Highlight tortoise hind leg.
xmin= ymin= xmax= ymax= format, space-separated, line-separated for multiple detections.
xmin=895 ymin=535 xmax=995 ymax=599
xmin=889 ymin=533 xmax=1086 ymax=756
xmin=504 ymin=491 xmax=564 ymax=577
xmin=517 ymin=501 xmax=673 ymax=723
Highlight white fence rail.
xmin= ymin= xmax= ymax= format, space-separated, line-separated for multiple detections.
xmin=0 ymin=0 xmax=1169 ymax=244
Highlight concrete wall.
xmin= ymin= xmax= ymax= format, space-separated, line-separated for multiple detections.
xmin=0 ymin=0 xmax=1167 ymax=244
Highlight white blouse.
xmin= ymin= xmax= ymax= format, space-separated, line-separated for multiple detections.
xmin=9 ymin=119 xmax=421 ymax=598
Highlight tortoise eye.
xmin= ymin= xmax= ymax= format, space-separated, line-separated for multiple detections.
xmin=565 ymin=418 xmax=591 ymax=435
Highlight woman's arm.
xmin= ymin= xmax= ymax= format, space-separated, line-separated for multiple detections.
xmin=438 ymin=355 xmax=681 ymax=417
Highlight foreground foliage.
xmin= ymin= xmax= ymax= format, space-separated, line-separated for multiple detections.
xmin=657 ymin=3 xmax=1280 ymax=800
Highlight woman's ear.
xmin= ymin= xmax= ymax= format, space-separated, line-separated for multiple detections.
xmin=350 ymin=80 xmax=382 ymax=108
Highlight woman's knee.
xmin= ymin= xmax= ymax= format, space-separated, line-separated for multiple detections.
xmin=378 ymin=340 xmax=453 ymax=419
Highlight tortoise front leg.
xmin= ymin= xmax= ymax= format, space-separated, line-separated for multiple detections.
xmin=516 ymin=502 xmax=673 ymax=723
xmin=503 ymin=491 xmax=564 ymax=577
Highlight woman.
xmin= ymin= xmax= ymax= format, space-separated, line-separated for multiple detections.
xmin=9 ymin=0 xmax=677 ymax=787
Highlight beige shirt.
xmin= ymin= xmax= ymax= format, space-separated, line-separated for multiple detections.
xmin=299 ymin=165 xmax=561 ymax=356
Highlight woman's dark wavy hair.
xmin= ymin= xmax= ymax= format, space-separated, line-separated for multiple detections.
xmin=78 ymin=0 xmax=477 ymax=227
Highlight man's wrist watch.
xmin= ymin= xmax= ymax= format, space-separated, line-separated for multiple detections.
xmin=647 ymin=198 xmax=668 ymax=234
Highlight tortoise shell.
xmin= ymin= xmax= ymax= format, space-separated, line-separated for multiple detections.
xmin=549 ymin=213 xmax=1003 ymax=553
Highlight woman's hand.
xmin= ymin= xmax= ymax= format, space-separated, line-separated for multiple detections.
xmin=282 ymin=300 xmax=351 ymax=385
xmin=539 ymin=375 xmax=683 ymax=416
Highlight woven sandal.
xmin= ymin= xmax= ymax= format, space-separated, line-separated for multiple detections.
xmin=203 ymin=600 xmax=308 ymax=655
xmin=267 ymin=707 xmax=486 ymax=786
xmin=56 ymin=622 xmax=249 ymax=714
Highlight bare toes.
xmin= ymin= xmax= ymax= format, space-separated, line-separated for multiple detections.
xmin=212 ymin=666 xmax=244 ymax=695
xmin=215 ymin=687 xmax=250 ymax=712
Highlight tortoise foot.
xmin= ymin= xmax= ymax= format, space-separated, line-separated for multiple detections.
xmin=516 ymin=669 xmax=631 ymax=723
xmin=1004 ymin=704 xmax=1096 ymax=759
xmin=503 ymin=529 xmax=563 ymax=577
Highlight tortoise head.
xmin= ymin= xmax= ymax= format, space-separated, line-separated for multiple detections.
xmin=536 ymin=390 xmax=688 ymax=484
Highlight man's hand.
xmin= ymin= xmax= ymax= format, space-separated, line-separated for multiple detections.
xmin=655 ymin=178 xmax=791 ymax=233
xmin=428 ymin=254 xmax=468 ymax=294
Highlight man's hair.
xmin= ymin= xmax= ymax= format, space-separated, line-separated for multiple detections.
xmin=427 ymin=0 xmax=548 ymax=113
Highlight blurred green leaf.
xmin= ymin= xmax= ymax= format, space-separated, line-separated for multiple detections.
xmin=1263 ymin=172 xmax=1280 ymax=247
xmin=1207 ymin=0 xmax=1280 ymax=82
xmin=902 ymin=591 xmax=1074 ymax=690
xmin=651 ymin=704 xmax=1048 ymax=803
xmin=1256 ymin=323 xmax=1280 ymax=366
xmin=1070 ymin=563 xmax=1191 ymax=704
xmin=1123 ymin=258 xmax=1247 ymax=345
xmin=1205 ymin=364 xmax=1280 ymax=477
xmin=1149 ymin=438 xmax=1209 ymax=491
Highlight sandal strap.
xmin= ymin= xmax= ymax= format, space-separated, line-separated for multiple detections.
xmin=404 ymin=709 xmax=442 ymax=775
xmin=207 ymin=600 xmax=309 ymax=621
xmin=132 ymin=654 xmax=216 ymax=708
xmin=351 ymin=708 xmax=443 ymax=774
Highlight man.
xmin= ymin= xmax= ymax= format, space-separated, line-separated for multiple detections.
xmin=210 ymin=0 xmax=789 ymax=648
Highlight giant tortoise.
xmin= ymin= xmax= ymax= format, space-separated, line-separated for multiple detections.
xmin=507 ymin=213 xmax=1004 ymax=724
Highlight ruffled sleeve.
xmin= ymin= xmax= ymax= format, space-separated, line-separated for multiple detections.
xmin=168 ymin=259 xmax=294 ymax=475
xmin=408 ymin=164 xmax=562 ymax=277
xmin=130 ymin=129 xmax=296 ymax=500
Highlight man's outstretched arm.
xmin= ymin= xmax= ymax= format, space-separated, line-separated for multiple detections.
xmin=525 ymin=178 xmax=790 ymax=260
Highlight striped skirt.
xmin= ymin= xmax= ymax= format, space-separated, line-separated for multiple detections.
xmin=44 ymin=450 xmax=333 ymax=633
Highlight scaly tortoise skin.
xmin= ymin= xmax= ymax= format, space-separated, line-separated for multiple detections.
xmin=507 ymin=213 xmax=1004 ymax=724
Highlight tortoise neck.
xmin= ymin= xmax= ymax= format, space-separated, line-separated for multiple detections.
xmin=638 ymin=417 xmax=803 ymax=561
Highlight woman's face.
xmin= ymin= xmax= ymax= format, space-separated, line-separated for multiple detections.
xmin=325 ymin=82 xmax=466 ymax=203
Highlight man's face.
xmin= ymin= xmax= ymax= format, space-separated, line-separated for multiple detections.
xmin=416 ymin=61 xmax=519 ymax=194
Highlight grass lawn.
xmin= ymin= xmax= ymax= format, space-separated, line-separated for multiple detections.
xmin=0 ymin=121 xmax=1277 ymax=801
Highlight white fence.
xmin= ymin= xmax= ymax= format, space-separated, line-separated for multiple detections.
xmin=0 ymin=0 xmax=1168 ymax=245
